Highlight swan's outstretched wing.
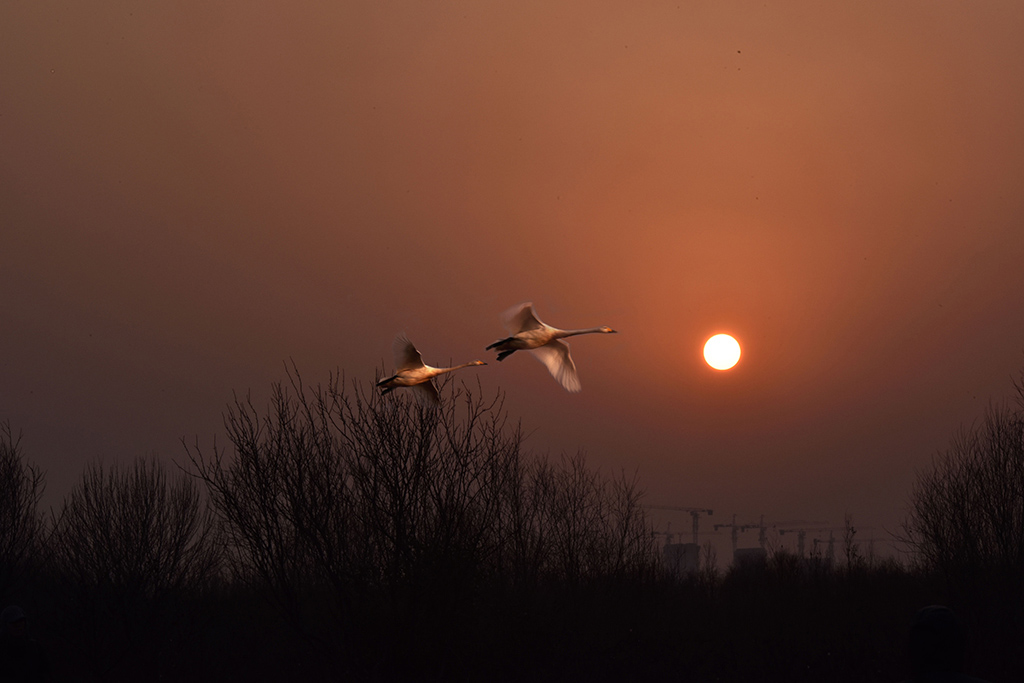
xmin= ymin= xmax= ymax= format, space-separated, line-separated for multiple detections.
xmin=501 ymin=302 xmax=544 ymax=334
xmin=409 ymin=380 xmax=440 ymax=406
xmin=529 ymin=340 xmax=581 ymax=393
xmin=393 ymin=334 xmax=425 ymax=371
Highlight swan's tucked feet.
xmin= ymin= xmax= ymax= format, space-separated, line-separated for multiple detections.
xmin=485 ymin=337 xmax=512 ymax=351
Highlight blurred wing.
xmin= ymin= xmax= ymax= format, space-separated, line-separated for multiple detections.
xmin=409 ymin=381 xmax=440 ymax=407
xmin=393 ymin=334 xmax=425 ymax=371
xmin=501 ymin=302 xmax=544 ymax=334
xmin=529 ymin=340 xmax=581 ymax=393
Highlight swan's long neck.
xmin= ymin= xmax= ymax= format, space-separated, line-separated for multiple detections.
xmin=557 ymin=327 xmax=608 ymax=339
xmin=436 ymin=361 xmax=479 ymax=374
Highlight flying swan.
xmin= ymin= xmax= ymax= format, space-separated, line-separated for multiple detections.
xmin=377 ymin=334 xmax=486 ymax=406
xmin=485 ymin=302 xmax=617 ymax=392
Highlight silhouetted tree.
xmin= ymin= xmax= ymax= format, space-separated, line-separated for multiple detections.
xmin=843 ymin=512 xmax=862 ymax=570
xmin=903 ymin=363 xmax=1024 ymax=673
xmin=186 ymin=368 xmax=659 ymax=665
xmin=0 ymin=421 xmax=44 ymax=601
xmin=905 ymin=402 xmax=1024 ymax=585
xmin=529 ymin=451 xmax=653 ymax=582
xmin=48 ymin=457 xmax=221 ymax=678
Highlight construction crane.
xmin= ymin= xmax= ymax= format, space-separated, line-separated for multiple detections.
xmin=651 ymin=522 xmax=678 ymax=548
xmin=713 ymin=513 xmax=760 ymax=556
xmin=645 ymin=505 xmax=714 ymax=545
xmin=777 ymin=526 xmax=834 ymax=558
xmin=852 ymin=536 xmax=899 ymax=563
xmin=748 ymin=514 xmax=781 ymax=549
xmin=812 ymin=530 xmax=879 ymax=563
xmin=723 ymin=514 xmax=771 ymax=550
xmin=811 ymin=532 xmax=842 ymax=563
xmin=781 ymin=525 xmax=872 ymax=560
xmin=774 ymin=521 xmax=828 ymax=557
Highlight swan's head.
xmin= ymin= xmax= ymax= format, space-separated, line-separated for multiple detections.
xmin=599 ymin=326 xmax=617 ymax=334
xmin=470 ymin=360 xmax=487 ymax=366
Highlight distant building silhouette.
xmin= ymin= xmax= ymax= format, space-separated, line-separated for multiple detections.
xmin=663 ymin=542 xmax=700 ymax=574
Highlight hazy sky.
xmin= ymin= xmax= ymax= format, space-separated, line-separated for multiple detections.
xmin=3 ymin=1 xmax=1024 ymax=558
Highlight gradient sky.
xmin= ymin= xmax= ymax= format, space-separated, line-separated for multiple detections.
xmin=3 ymin=1 xmax=1024 ymax=559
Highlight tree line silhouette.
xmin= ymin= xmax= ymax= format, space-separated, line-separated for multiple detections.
xmin=2 ymin=368 xmax=1023 ymax=681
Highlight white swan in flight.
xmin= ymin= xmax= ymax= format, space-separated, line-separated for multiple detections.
xmin=485 ymin=302 xmax=617 ymax=392
xmin=377 ymin=334 xmax=486 ymax=406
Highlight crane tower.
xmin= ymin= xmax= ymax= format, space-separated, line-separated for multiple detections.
xmin=645 ymin=505 xmax=714 ymax=545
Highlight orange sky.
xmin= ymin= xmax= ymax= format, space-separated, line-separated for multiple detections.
xmin=3 ymin=0 xmax=1024 ymax=558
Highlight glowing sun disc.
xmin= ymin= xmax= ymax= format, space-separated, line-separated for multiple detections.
xmin=703 ymin=334 xmax=741 ymax=370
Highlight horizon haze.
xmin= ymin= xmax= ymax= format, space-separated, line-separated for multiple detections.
xmin=3 ymin=1 xmax=1024 ymax=562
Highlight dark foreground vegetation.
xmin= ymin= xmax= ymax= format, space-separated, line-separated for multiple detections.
xmin=2 ymin=370 xmax=1023 ymax=682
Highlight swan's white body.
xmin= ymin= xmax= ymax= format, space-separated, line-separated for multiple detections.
xmin=485 ymin=302 xmax=616 ymax=393
xmin=378 ymin=334 xmax=485 ymax=405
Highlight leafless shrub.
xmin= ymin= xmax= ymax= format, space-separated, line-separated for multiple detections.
xmin=186 ymin=369 xmax=659 ymax=640
xmin=843 ymin=513 xmax=862 ymax=570
xmin=520 ymin=452 xmax=655 ymax=582
xmin=41 ymin=456 xmax=221 ymax=678
xmin=904 ymin=392 xmax=1024 ymax=589
xmin=50 ymin=457 xmax=221 ymax=598
xmin=0 ymin=421 xmax=44 ymax=599
xmin=700 ymin=540 xmax=718 ymax=577
xmin=187 ymin=371 xmax=516 ymax=625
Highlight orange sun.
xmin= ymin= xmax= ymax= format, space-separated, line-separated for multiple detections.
xmin=703 ymin=334 xmax=741 ymax=370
